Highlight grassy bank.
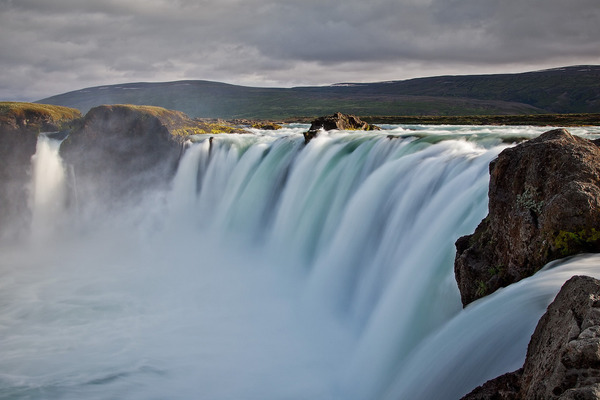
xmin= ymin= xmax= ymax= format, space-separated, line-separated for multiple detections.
xmin=358 ymin=113 xmax=600 ymax=126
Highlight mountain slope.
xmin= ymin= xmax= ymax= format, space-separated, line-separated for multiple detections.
xmin=37 ymin=65 xmax=600 ymax=119
xmin=325 ymin=66 xmax=600 ymax=113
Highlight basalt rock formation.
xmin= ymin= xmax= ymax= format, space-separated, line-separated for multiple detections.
xmin=304 ymin=112 xmax=380 ymax=143
xmin=0 ymin=102 xmax=81 ymax=237
xmin=59 ymin=104 xmax=192 ymax=203
xmin=455 ymin=129 xmax=600 ymax=306
xmin=462 ymin=275 xmax=600 ymax=400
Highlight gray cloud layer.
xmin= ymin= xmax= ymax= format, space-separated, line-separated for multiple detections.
xmin=1 ymin=0 xmax=599 ymax=101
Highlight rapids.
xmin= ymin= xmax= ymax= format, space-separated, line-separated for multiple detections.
xmin=1 ymin=125 xmax=599 ymax=399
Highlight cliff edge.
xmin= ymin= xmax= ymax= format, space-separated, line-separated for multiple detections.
xmin=455 ymin=129 xmax=600 ymax=306
xmin=0 ymin=102 xmax=81 ymax=237
xmin=59 ymin=104 xmax=191 ymax=203
xmin=462 ymin=275 xmax=600 ymax=399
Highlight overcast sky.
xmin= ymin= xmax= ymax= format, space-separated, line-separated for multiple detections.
xmin=1 ymin=0 xmax=599 ymax=101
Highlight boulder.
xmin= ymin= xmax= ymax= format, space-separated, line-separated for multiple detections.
xmin=59 ymin=104 xmax=189 ymax=204
xmin=462 ymin=275 xmax=600 ymax=400
xmin=0 ymin=102 xmax=80 ymax=237
xmin=455 ymin=129 xmax=600 ymax=306
xmin=304 ymin=112 xmax=380 ymax=143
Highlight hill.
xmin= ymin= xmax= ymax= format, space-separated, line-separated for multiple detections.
xmin=36 ymin=65 xmax=600 ymax=120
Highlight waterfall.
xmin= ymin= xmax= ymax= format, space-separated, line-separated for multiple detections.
xmin=383 ymin=254 xmax=600 ymax=400
xmin=1 ymin=125 xmax=599 ymax=400
xmin=28 ymin=134 xmax=67 ymax=241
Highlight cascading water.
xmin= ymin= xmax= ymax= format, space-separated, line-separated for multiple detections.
xmin=1 ymin=125 xmax=600 ymax=400
xmin=28 ymin=134 xmax=67 ymax=241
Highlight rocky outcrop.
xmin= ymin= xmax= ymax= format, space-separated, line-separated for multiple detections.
xmin=455 ymin=129 xmax=600 ymax=306
xmin=462 ymin=275 xmax=600 ymax=400
xmin=0 ymin=102 xmax=80 ymax=237
xmin=251 ymin=122 xmax=283 ymax=130
xmin=59 ymin=104 xmax=189 ymax=203
xmin=0 ymin=102 xmax=81 ymax=133
xmin=304 ymin=112 xmax=380 ymax=143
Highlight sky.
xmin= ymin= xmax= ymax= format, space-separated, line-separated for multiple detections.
xmin=1 ymin=0 xmax=599 ymax=101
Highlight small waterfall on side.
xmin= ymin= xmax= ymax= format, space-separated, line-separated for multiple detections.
xmin=2 ymin=125 xmax=599 ymax=400
xmin=28 ymin=134 xmax=67 ymax=240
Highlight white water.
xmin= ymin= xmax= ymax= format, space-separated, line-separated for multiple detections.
xmin=1 ymin=125 xmax=600 ymax=399
xmin=28 ymin=135 xmax=67 ymax=241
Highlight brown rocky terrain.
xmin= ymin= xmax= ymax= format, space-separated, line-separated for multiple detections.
xmin=455 ymin=129 xmax=600 ymax=306
xmin=462 ymin=275 xmax=600 ymax=399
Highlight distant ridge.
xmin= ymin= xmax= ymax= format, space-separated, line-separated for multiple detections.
xmin=37 ymin=65 xmax=600 ymax=119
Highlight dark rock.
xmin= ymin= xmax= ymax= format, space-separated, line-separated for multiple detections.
xmin=520 ymin=276 xmax=600 ymax=399
xmin=303 ymin=130 xmax=318 ymax=144
xmin=304 ymin=112 xmax=380 ymax=143
xmin=461 ymin=369 xmax=523 ymax=400
xmin=0 ymin=102 xmax=80 ymax=237
xmin=462 ymin=276 xmax=600 ymax=400
xmin=455 ymin=129 xmax=600 ymax=306
xmin=59 ymin=104 xmax=187 ymax=204
xmin=251 ymin=122 xmax=283 ymax=130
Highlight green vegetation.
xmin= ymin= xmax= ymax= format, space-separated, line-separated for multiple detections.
xmin=0 ymin=101 xmax=81 ymax=131
xmin=475 ymin=280 xmax=488 ymax=297
xmin=488 ymin=265 xmax=504 ymax=277
xmin=553 ymin=229 xmax=600 ymax=256
xmin=516 ymin=185 xmax=545 ymax=214
xmin=171 ymin=122 xmax=243 ymax=136
xmin=35 ymin=66 xmax=600 ymax=120
xmin=360 ymin=114 xmax=600 ymax=126
xmin=251 ymin=122 xmax=283 ymax=130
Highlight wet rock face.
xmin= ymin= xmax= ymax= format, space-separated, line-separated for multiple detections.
xmin=462 ymin=276 xmax=600 ymax=400
xmin=455 ymin=129 xmax=600 ymax=306
xmin=520 ymin=276 xmax=600 ymax=399
xmin=0 ymin=124 xmax=39 ymax=236
xmin=308 ymin=112 xmax=378 ymax=132
xmin=59 ymin=105 xmax=185 ymax=204
xmin=304 ymin=112 xmax=380 ymax=143
xmin=0 ymin=103 xmax=80 ymax=237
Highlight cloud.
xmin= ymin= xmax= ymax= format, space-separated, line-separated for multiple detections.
xmin=1 ymin=0 xmax=599 ymax=101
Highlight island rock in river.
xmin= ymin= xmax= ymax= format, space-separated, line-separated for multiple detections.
xmin=304 ymin=112 xmax=380 ymax=143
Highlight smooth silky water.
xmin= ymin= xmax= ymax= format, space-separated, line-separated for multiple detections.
xmin=1 ymin=125 xmax=599 ymax=399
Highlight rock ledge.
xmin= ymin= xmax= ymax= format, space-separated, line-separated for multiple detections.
xmin=455 ymin=129 xmax=600 ymax=306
